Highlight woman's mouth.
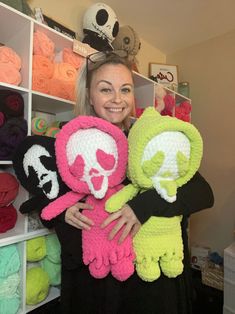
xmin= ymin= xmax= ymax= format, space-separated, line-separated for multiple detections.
xmin=106 ymin=108 xmax=124 ymax=112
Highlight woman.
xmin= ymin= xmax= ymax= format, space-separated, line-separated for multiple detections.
xmin=49 ymin=51 xmax=214 ymax=314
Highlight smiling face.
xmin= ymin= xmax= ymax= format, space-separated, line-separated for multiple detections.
xmin=88 ymin=63 xmax=135 ymax=128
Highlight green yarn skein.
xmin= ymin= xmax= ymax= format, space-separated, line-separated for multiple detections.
xmin=26 ymin=236 xmax=46 ymax=262
xmin=26 ymin=267 xmax=50 ymax=305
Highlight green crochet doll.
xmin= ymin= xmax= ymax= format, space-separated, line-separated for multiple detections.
xmin=105 ymin=107 xmax=203 ymax=282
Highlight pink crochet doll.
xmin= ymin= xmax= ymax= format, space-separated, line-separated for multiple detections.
xmin=41 ymin=115 xmax=134 ymax=281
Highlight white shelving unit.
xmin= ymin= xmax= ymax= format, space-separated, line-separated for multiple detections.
xmin=0 ymin=3 xmax=155 ymax=313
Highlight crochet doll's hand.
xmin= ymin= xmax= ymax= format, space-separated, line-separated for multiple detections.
xmin=101 ymin=204 xmax=141 ymax=244
xmin=65 ymin=202 xmax=94 ymax=230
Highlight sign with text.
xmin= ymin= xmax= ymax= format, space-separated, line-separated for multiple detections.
xmin=149 ymin=63 xmax=178 ymax=89
xmin=43 ymin=15 xmax=76 ymax=39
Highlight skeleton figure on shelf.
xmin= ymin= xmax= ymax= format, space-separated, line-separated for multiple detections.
xmin=82 ymin=2 xmax=119 ymax=51
xmin=41 ymin=115 xmax=135 ymax=282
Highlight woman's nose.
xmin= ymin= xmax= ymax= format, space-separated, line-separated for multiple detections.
xmin=112 ymin=91 xmax=122 ymax=103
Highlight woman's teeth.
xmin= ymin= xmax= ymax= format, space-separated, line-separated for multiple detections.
xmin=107 ymin=108 xmax=123 ymax=112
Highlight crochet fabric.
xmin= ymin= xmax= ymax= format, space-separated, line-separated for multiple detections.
xmin=106 ymin=107 xmax=203 ymax=281
xmin=12 ymin=135 xmax=70 ymax=215
xmin=41 ymin=115 xmax=135 ymax=281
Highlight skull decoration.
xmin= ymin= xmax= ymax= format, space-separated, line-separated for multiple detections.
xmin=12 ymin=135 xmax=70 ymax=214
xmin=82 ymin=2 xmax=119 ymax=51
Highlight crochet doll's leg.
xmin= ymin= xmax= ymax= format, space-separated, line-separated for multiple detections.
xmin=160 ymin=257 xmax=184 ymax=278
xmin=159 ymin=245 xmax=184 ymax=278
xmin=134 ymin=234 xmax=161 ymax=282
xmin=83 ymin=234 xmax=111 ymax=279
xmin=111 ymin=252 xmax=135 ymax=281
xmin=88 ymin=257 xmax=111 ymax=279
xmin=135 ymin=252 xmax=161 ymax=282
xmin=159 ymin=218 xmax=184 ymax=278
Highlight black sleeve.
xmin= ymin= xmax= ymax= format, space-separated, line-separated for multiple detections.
xmin=127 ymin=172 xmax=214 ymax=224
xmin=40 ymin=211 xmax=66 ymax=229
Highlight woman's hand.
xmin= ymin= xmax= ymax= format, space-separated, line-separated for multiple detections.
xmin=65 ymin=202 xmax=94 ymax=230
xmin=101 ymin=204 xmax=141 ymax=244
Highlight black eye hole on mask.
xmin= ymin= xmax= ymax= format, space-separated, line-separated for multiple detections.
xmin=113 ymin=21 xmax=119 ymax=37
xmin=40 ymin=155 xmax=57 ymax=172
xmin=96 ymin=9 xmax=108 ymax=26
xmin=42 ymin=181 xmax=53 ymax=195
xmin=27 ymin=166 xmax=40 ymax=188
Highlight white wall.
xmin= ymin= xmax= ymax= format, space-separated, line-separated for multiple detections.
xmin=167 ymin=30 xmax=235 ymax=254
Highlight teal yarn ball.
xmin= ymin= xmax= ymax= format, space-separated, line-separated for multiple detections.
xmin=0 ymin=244 xmax=21 ymax=278
xmin=0 ymin=294 xmax=20 ymax=314
xmin=41 ymin=257 xmax=61 ymax=286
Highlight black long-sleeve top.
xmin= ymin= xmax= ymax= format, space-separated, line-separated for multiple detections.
xmin=128 ymin=171 xmax=214 ymax=224
xmin=41 ymin=170 xmax=214 ymax=269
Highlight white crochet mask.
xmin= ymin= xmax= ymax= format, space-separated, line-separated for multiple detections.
xmin=23 ymin=145 xmax=59 ymax=199
xmin=83 ymin=3 xmax=119 ymax=44
xmin=141 ymin=131 xmax=191 ymax=202
xmin=67 ymin=128 xmax=118 ymax=198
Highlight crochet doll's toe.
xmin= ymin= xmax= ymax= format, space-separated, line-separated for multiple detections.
xmin=160 ymin=259 xmax=183 ymax=278
xmin=111 ymin=256 xmax=134 ymax=281
xmin=136 ymin=258 xmax=161 ymax=282
xmin=89 ymin=261 xmax=110 ymax=279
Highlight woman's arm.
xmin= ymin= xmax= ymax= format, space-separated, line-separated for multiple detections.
xmin=40 ymin=201 xmax=94 ymax=229
xmin=127 ymin=171 xmax=214 ymax=224
xmin=101 ymin=172 xmax=213 ymax=243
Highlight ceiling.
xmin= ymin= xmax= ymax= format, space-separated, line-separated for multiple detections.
xmin=91 ymin=0 xmax=235 ymax=54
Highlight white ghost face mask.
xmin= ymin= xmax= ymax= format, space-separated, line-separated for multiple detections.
xmin=23 ymin=144 xmax=60 ymax=200
xmin=66 ymin=128 xmax=118 ymax=199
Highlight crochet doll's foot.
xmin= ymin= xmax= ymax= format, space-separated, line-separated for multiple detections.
xmin=89 ymin=261 xmax=110 ymax=279
xmin=136 ymin=259 xmax=161 ymax=282
xmin=111 ymin=256 xmax=134 ymax=281
xmin=160 ymin=259 xmax=183 ymax=278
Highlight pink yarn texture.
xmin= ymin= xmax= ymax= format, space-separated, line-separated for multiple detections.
xmin=83 ymin=188 xmax=135 ymax=281
xmin=40 ymin=115 xmax=134 ymax=281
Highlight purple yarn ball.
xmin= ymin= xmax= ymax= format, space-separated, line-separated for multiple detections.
xmin=0 ymin=117 xmax=28 ymax=160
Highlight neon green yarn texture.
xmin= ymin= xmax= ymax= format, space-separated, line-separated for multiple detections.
xmin=106 ymin=107 xmax=203 ymax=282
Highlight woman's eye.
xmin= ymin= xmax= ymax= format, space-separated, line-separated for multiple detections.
xmin=100 ymin=88 xmax=112 ymax=93
xmin=121 ymin=87 xmax=132 ymax=94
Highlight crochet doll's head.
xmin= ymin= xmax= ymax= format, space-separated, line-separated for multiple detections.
xmin=127 ymin=107 xmax=203 ymax=202
xmin=82 ymin=2 xmax=119 ymax=51
xmin=12 ymin=135 xmax=70 ymax=213
xmin=55 ymin=115 xmax=128 ymax=199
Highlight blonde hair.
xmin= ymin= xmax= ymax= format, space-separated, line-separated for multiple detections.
xmin=74 ymin=52 xmax=134 ymax=130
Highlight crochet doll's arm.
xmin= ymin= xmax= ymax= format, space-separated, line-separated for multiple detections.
xmin=41 ymin=191 xmax=86 ymax=220
xmin=19 ymin=196 xmax=50 ymax=214
xmin=105 ymin=184 xmax=139 ymax=213
xmin=128 ymin=172 xmax=214 ymax=224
